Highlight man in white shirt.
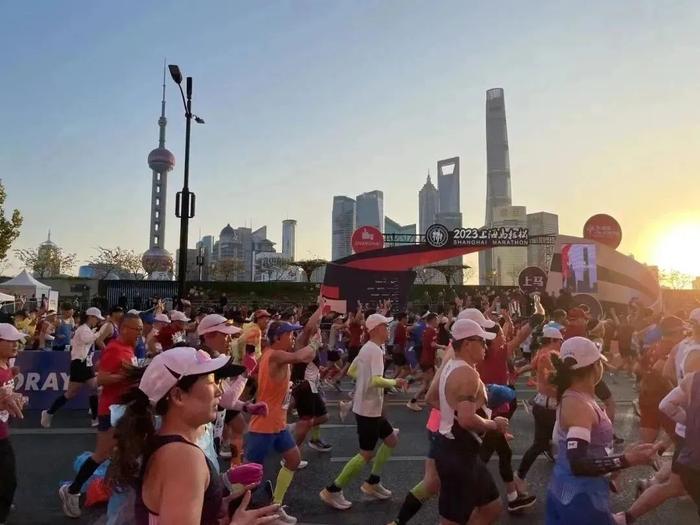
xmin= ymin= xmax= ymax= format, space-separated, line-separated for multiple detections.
xmin=320 ymin=313 xmax=407 ymax=510
xmin=41 ymin=307 xmax=105 ymax=428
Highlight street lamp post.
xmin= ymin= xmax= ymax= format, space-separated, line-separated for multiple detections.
xmin=168 ymin=65 xmax=204 ymax=299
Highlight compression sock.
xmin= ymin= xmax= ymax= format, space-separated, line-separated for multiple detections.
xmin=69 ymin=457 xmax=100 ymax=494
xmin=330 ymin=454 xmax=367 ymax=490
xmin=49 ymin=394 xmax=68 ymax=415
xmin=310 ymin=426 xmax=321 ymax=441
xmin=273 ymin=466 xmax=295 ymax=504
xmin=88 ymin=395 xmax=98 ymax=420
xmin=395 ymin=481 xmax=431 ymax=524
xmin=369 ymin=443 xmax=394 ymax=480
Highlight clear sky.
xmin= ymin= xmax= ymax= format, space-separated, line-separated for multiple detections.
xmin=2 ymin=1 xmax=700 ymax=279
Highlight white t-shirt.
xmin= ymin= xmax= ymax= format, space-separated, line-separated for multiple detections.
xmin=70 ymin=324 xmax=99 ymax=361
xmin=352 ymin=341 xmax=385 ymax=417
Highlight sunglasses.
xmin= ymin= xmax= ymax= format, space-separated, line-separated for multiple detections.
xmin=464 ymin=337 xmax=487 ymax=345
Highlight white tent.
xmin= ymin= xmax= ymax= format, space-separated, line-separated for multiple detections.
xmin=0 ymin=292 xmax=14 ymax=303
xmin=0 ymin=270 xmax=51 ymax=299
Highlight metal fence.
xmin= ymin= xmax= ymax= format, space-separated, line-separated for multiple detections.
xmin=99 ymin=280 xmax=179 ymax=310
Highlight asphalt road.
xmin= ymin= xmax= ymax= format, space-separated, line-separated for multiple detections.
xmin=6 ymin=372 xmax=699 ymax=525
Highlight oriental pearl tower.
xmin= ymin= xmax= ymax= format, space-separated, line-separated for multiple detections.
xmin=142 ymin=65 xmax=176 ymax=279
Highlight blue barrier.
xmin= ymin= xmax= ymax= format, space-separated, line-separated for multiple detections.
xmin=13 ymin=351 xmax=100 ymax=411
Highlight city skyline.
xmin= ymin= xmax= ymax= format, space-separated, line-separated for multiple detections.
xmin=3 ymin=2 xmax=700 ymax=279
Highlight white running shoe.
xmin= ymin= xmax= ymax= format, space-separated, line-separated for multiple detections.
xmin=339 ymin=401 xmax=352 ymax=422
xmin=406 ymin=400 xmax=422 ymax=412
xmin=219 ymin=443 xmax=232 ymax=459
xmin=58 ymin=483 xmax=81 ymax=518
xmin=90 ymin=418 xmax=99 ymax=428
xmin=361 ymin=481 xmax=392 ymax=500
xmin=319 ymin=488 xmax=352 ymax=510
xmin=275 ymin=506 xmax=298 ymax=524
xmin=280 ymin=459 xmax=308 ymax=470
xmin=40 ymin=410 xmax=53 ymax=429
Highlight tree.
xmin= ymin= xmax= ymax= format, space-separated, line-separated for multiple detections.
xmin=291 ymin=259 xmax=327 ymax=283
xmin=0 ymin=181 xmax=23 ymax=262
xmin=15 ymin=246 xmax=77 ymax=278
xmin=660 ymin=269 xmax=692 ymax=290
xmin=87 ymin=246 xmax=145 ymax=280
xmin=212 ymin=258 xmax=245 ymax=281
xmin=257 ymin=257 xmax=292 ymax=281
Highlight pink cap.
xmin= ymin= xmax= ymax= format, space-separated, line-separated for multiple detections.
xmin=197 ymin=314 xmax=242 ymax=336
xmin=0 ymin=323 xmax=25 ymax=341
xmin=154 ymin=313 xmax=171 ymax=324
xmin=169 ymin=310 xmax=190 ymax=323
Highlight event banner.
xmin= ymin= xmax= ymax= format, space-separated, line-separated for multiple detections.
xmin=11 ymin=351 xmax=98 ymax=411
xmin=322 ymin=263 xmax=415 ymax=312
xmin=425 ymin=225 xmax=529 ymax=248
xmin=561 ymin=244 xmax=598 ymax=294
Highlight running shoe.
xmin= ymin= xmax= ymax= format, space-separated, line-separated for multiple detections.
xmin=406 ymin=400 xmax=422 ymax=412
xmin=58 ymin=483 xmax=81 ymax=518
xmin=339 ymin=400 xmax=352 ymax=422
xmin=90 ymin=418 xmax=99 ymax=428
xmin=40 ymin=410 xmax=52 ymax=428
xmin=308 ymin=439 xmax=332 ymax=452
xmin=319 ymin=488 xmax=352 ymax=510
xmin=507 ymin=494 xmax=536 ymax=512
xmin=360 ymin=481 xmax=392 ymax=500
xmin=280 ymin=459 xmax=308 ymax=470
xmin=275 ymin=506 xmax=298 ymax=524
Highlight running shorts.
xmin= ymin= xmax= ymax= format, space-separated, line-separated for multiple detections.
xmin=355 ymin=413 xmax=394 ymax=451
xmin=391 ymin=346 xmax=407 ymax=367
xmin=69 ymin=359 xmax=95 ymax=383
xmin=245 ymin=430 xmax=296 ymax=464
xmin=293 ymin=383 xmax=327 ymax=419
xmin=327 ymin=350 xmax=342 ymax=363
xmin=434 ymin=434 xmax=500 ymax=523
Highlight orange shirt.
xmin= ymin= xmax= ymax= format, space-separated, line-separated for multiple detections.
xmin=249 ymin=349 xmax=291 ymax=434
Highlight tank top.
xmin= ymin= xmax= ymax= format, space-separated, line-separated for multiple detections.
xmin=677 ymin=373 xmax=700 ymax=470
xmin=674 ymin=338 xmax=700 ymax=438
xmin=249 ymin=349 xmax=291 ymax=434
xmin=549 ymin=389 xmax=613 ymax=507
xmin=438 ymin=359 xmax=483 ymax=453
xmin=135 ymin=435 xmax=223 ymax=525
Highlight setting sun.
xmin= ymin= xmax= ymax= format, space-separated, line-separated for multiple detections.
xmin=650 ymin=220 xmax=700 ymax=278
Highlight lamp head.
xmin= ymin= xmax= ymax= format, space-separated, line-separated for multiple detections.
xmin=168 ymin=64 xmax=183 ymax=84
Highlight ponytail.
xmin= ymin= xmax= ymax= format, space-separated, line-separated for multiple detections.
xmin=549 ymin=354 xmax=598 ymax=401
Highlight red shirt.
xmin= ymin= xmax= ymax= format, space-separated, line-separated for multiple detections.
xmin=478 ymin=343 xmax=509 ymax=385
xmin=155 ymin=324 xmax=182 ymax=351
xmin=394 ymin=323 xmax=407 ymax=347
xmin=348 ymin=322 xmax=363 ymax=348
xmin=420 ymin=326 xmax=437 ymax=367
xmin=97 ymin=339 xmax=136 ymax=416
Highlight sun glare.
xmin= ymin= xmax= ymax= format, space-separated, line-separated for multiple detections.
xmin=650 ymin=220 xmax=700 ymax=277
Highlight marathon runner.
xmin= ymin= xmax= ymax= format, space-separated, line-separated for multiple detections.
xmin=546 ymin=336 xmax=656 ymax=524
xmin=244 ymin=320 xmax=322 ymax=524
xmin=58 ymin=312 xmax=142 ymax=518
xmin=320 ymin=313 xmax=407 ymax=511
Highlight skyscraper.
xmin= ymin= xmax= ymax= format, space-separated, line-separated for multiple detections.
xmin=332 ymin=196 xmax=356 ymax=260
xmin=355 ymin=190 xmax=384 ymax=232
xmin=142 ymin=66 xmax=176 ymax=280
xmin=527 ymin=212 xmax=559 ymax=270
xmin=480 ymin=88 xmax=513 ymax=284
xmin=282 ymin=219 xmax=296 ymax=260
xmin=436 ymin=157 xmax=463 ymax=282
xmin=418 ymin=172 xmax=439 ymax=235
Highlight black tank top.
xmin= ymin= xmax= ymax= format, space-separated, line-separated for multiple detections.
xmin=135 ymin=434 xmax=223 ymax=525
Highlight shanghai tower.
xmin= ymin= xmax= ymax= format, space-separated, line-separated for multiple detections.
xmin=480 ymin=88 xmax=513 ymax=284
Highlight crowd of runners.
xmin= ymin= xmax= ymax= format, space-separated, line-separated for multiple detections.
xmin=0 ymin=290 xmax=699 ymax=524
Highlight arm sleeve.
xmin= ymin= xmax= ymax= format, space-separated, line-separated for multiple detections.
xmin=659 ymin=386 xmax=687 ymax=424
xmin=347 ymin=361 xmax=359 ymax=379
xmin=566 ymin=426 xmax=629 ymax=476
xmin=371 ymin=376 xmax=397 ymax=389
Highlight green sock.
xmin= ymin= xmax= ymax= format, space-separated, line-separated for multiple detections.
xmin=273 ymin=466 xmax=295 ymax=504
xmin=371 ymin=443 xmax=394 ymax=476
xmin=310 ymin=426 xmax=321 ymax=441
xmin=410 ymin=480 xmax=431 ymax=502
xmin=334 ymin=454 xmax=367 ymax=488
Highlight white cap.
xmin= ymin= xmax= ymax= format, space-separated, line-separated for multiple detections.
xmin=154 ymin=313 xmax=171 ymax=324
xmin=456 ymin=308 xmax=496 ymax=328
xmin=197 ymin=314 xmax=242 ymax=336
xmin=127 ymin=309 xmax=141 ymax=316
xmin=689 ymin=308 xmax=700 ymax=325
xmin=170 ymin=310 xmax=191 ymax=323
xmin=138 ymin=347 xmax=238 ymax=406
xmin=560 ymin=336 xmax=607 ymax=370
xmin=85 ymin=307 xmax=104 ymax=321
xmin=365 ymin=313 xmax=393 ymax=332
xmin=0 ymin=323 xmax=25 ymax=341
xmin=542 ymin=326 xmax=563 ymax=340
xmin=450 ymin=319 xmax=496 ymax=341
